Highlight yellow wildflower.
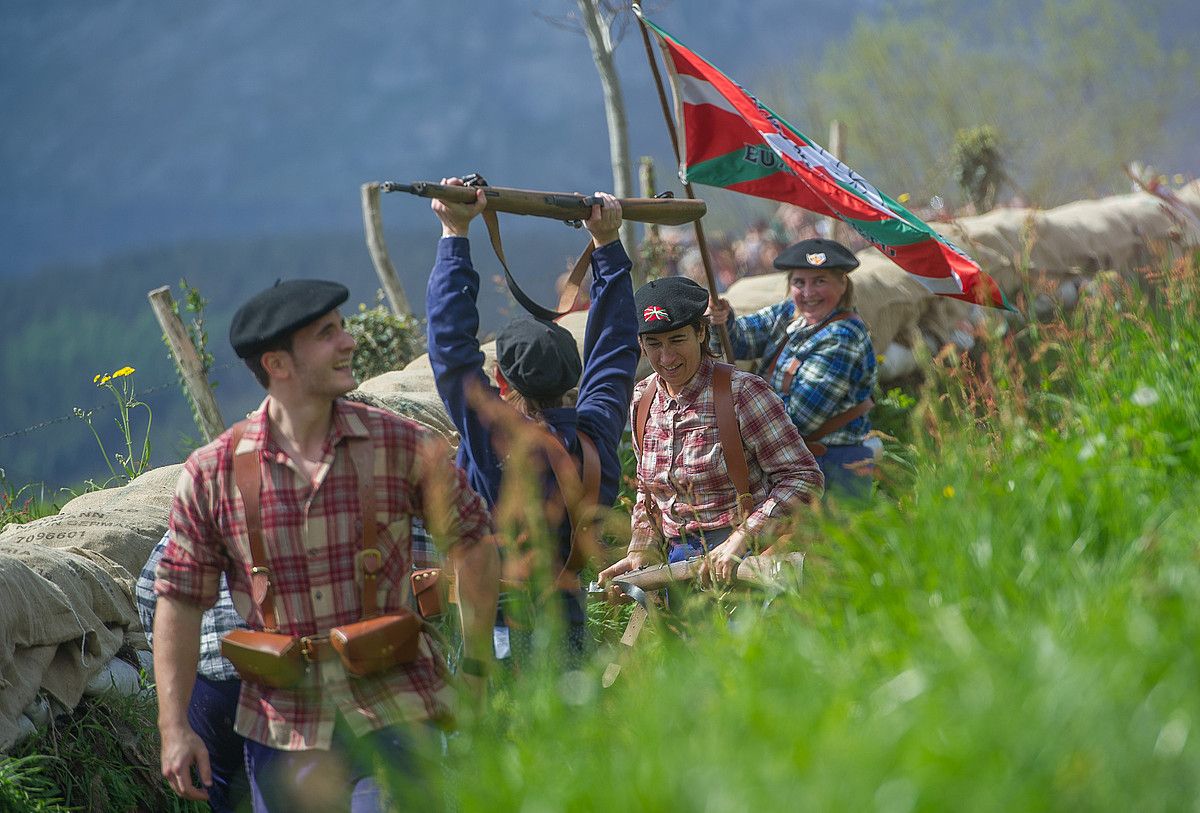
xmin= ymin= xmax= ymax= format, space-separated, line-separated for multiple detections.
xmin=898 ymin=193 xmax=911 ymax=204
xmin=98 ymin=375 xmax=111 ymax=385
xmin=942 ymin=485 xmax=956 ymax=498
xmin=111 ymin=366 xmax=136 ymax=378
xmin=93 ymin=373 xmax=102 ymax=383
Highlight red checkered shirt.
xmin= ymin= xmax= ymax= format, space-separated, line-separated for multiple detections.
xmin=157 ymin=398 xmax=493 ymax=751
xmin=629 ymin=358 xmax=824 ymax=552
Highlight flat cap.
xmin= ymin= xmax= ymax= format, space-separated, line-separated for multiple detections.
xmin=633 ymin=276 xmax=710 ymax=335
xmin=495 ymin=317 xmax=582 ymax=399
xmin=229 ymin=279 xmax=349 ymax=359
xmin=774 ymin=238 xmax=859 ymax=272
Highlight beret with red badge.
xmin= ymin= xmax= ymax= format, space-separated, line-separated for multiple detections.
xmin=633 ymin=276 xmax=710 ymax=335
xmin=229 ymin=279 xmax=349 ymax=359
xmin=774 ymin=238 xmax=859 ymax=272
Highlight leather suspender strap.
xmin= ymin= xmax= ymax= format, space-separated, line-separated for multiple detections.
xmin=634 ymin=368 xmax=754 ymax=520
xmin=634 ymin=376 xmax=657 ymax=453
xmin=711 ymin=363 xmax=754 ymax=519
xmin=804 ymin=397 xmax=875 ymax=445
xmin=230 ymin=420 xmax=280 ymax=633
xmin=346 ymin=437 xmax=380 ymax=619
xmin=231 ymin=421 xmax=382 ymax=628
xmin=479 ymin=204 xmax=595 ymax=321
xmin=541 ymin=429 xmax=602 ymax=573
xmin=771 ymin=311 xmax=854 ymax=388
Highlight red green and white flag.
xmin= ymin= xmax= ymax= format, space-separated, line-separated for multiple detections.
xmin=637 ymin=10 xmax=1011 ymax=310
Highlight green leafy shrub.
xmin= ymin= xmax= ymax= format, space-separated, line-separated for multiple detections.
xmin=345 ymin=292 xmax=424 ymax=383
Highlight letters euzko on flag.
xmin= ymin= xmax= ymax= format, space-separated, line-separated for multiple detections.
xmin=638 ymin=12 xmax=1011 ymax=310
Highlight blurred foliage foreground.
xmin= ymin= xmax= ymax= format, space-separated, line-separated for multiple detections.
xmin=441 ymin=250 xmax=1200 ymax=812
xmin=6 ymin=251 xmax=1200 ymax=811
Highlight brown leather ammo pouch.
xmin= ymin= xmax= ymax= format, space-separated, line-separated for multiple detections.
xmin=411 ymin=568 xmax=445 ymax=620
xmin=220 ymin=629 xmax=307 ymax=689
xmin=329 ymin=610 xmax=422 ymax=677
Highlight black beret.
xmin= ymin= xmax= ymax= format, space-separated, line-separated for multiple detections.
xmin=633 ymin=276 xmax=710 ymax=335
xmin=229 ymin=279 xmax=349 ymax=359
xmin=774 ymin=238 xmax=859 ymax=272
xmin=494 ymin=317 xmax=582 ymax=399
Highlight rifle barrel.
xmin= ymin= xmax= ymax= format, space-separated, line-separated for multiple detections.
xmin=379 ymin=181 xmax=706 ymax=226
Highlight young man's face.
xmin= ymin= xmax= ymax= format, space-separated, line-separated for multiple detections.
xmin=639 ymin=325 xmax=704 ymax=395
xmin=270 ymin=309 xmax=357 ymax=398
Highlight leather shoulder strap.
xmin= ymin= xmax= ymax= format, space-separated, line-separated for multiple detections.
xmin=345 ymin=436 xmax=381 ymax=619
xmin=777 ymin=311 xmax=855 ymax=393
xmin=712 ymin=363 xmax=754 ymax=520
xmin=230 ymin=419 xmax=280 ymax=632
xmin=805 ymin=397 xmax=875 ymax=444
xmin=634 ymin=376 xmax=657 ymax=453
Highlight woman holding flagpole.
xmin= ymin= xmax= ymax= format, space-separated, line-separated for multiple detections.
xmin=709 ymin=238 xmax=878 ymax=500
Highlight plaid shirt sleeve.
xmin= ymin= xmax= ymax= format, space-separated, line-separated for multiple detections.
xmin=733 ymin=373 xmax=824 ymax=535
xmin=157 ymin=454 xmax=227 ymax=609
xmin=728 ymin=301 xmax=789 ymax=361
xmin=783 ymin=323 xmax=872 ymax=435
xmin=141 ymin=528 xmax=247 ymax=681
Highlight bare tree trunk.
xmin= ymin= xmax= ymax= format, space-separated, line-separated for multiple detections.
xmin=576 ymin=0 xmax=642 ymax=285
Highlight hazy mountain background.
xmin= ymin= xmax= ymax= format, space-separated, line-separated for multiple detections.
xmin=2 ymin=0 xmax=1196 ymax=492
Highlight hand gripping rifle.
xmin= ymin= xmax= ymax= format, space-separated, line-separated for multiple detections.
xmin=361 ymin=175 xmax=707 ymax=321
xmin=595 ymin=552 xmax=805 ymax=687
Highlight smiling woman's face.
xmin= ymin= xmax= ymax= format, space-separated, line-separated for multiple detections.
xmin=789 ymin=269 xmax=848 ymax=323
xmin=639 ymin=324 xmax=704 ymax=395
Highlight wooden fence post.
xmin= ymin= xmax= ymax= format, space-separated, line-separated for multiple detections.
xmin=148 ymin=286 xmax=225 ymax=442
xmin=360 ymin=182 xmax=413 ymax=316
xmin=828 ymin=120 xmax=848 ymax=245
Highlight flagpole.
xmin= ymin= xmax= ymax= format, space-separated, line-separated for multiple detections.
xmin=634 ymin=5 xmax=737 ymax=363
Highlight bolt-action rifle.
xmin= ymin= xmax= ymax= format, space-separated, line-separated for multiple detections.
xmin=378 ymin=180 xmax=707 ymax=226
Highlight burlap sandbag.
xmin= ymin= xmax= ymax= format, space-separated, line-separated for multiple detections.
xmin=0 ymin=464 xmax=181 ymax=581
xmin=0 ymin=543 xmax=140 ymax=751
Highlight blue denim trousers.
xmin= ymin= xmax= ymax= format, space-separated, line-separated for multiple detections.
xmin=187 ymin=674 xmax=248 ymax=813
xmin=244 ymin=716 xmax=436 ymax=813
xmin=817 ymin=443 xmax=875 ymax=501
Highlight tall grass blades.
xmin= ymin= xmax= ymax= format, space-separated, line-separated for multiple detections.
xmin=425 ymin=250 xmax=1200 ymax=811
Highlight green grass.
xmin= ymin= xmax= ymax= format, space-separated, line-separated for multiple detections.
xmin=8 ymin=252 xmax=1200 ymax=810
xmin=427 ymin=252 xmax=1200 ymax=811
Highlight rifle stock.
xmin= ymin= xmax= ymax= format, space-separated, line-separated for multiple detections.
xmin=378 ymin=180 xmax=707 ymax=226
xmin=611 ymin=552 xmax=804 ymax=593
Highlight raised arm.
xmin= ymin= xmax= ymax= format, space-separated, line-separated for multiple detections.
xmin=425 ymin=178 xmax=504 ymax=505
xmin=575 ymin=193 xmax=639 ymax=456
xmin=709 ymin=298 xmax=791 ymax=361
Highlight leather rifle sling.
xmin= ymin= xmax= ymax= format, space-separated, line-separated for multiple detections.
xmin=478 ymin=205 xmax=595 ymax=321
xmin=231 ymin=420 xmax=280 ymax=632
xmin=634 ymin=365 xmax=753 ymax=521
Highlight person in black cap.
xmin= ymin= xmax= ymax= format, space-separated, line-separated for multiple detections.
xmin=599 ymin=276 xmax=824 ymax=587
xmin=426 ymin=178 xmax=639 ymax=661
xmin=708 ymin=237 xmax=879 ymax=499
xmin=154 ymin=278 xmax=499 ymax=811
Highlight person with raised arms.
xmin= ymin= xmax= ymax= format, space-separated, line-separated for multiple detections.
xmin=426 ymin=178 xmax=639 ymax=660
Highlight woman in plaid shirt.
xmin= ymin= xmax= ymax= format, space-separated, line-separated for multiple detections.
xmin=599 ymin=276 xmax=824 ymax=587
xmin=710 ymin=238 xmax=878 ymax=499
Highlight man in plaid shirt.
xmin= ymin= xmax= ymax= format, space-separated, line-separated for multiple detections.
xmin=600 ymin=276 xmax=823 ymax=587
xmin=154 ymin=279 xmax=499 ymax=812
